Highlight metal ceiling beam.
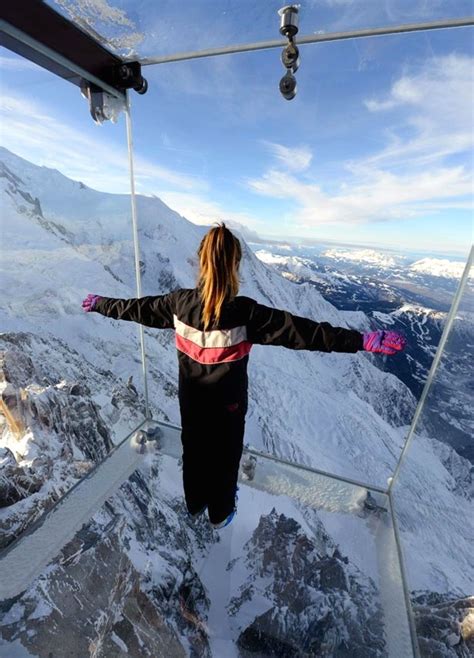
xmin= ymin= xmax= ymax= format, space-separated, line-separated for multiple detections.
xmin=0 ymin=0 xmax=143 ymax=97
xmin=0 ymin=18 xmax=124 ymax=99
xmin=140 ymin=16 xmax=474 ymax=66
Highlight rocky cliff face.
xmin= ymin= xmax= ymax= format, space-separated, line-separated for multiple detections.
xmin=412 ymin=592 xmax=474 ymax=658
xmin=232 ymin=510 xmax=385 ymax=657
xmin=0 ymin=467 xmax=215 ymax=657
xmin=0 ymin=332 xmax=116 ymax=549
xmin=0 ymin=316 xmax=154 ymax=509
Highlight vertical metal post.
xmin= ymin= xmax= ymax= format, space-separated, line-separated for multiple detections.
xmin=125 ymin=91 xmax=151 ymax=420
xmin=387 ymin=491 xmax=422 ymax=657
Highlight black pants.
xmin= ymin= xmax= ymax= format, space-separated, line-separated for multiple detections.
xmin=180 ymin=398 xmax=246 ymax=525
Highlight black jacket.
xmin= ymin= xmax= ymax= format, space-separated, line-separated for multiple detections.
xmin=94 ymin=288 xmax=363 ymax=410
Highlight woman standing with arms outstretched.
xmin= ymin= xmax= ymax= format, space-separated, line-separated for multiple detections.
xmin=82 ymin=224 xmax=406 ymax=528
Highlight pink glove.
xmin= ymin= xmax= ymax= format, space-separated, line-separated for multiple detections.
xmin=363 ymin=330 xmax=406 ymax=355
xmin=82 ymin=294 xmax=102 ymax=312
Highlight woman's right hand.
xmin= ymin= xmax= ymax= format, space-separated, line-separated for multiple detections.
xmin=82 ymin=294 xmax=102 ymax=312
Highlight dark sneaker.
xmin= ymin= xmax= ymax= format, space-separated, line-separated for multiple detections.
xmin=211 ymin=487 xmax=239 ymax=529
xmin=211 ymin=508 xmax=236 ymax=529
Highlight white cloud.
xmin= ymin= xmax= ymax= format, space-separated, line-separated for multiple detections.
xmin=0 ymin=56 xmax=41 ymax=71
xmin=248 ymin=164 xmax=471 ymax=226
xmin=361 ymin=54 xmax=473 ymax=168
xmin=366 ymin=76 xmax=423 ymax=110
xmin=262 ymin=141 xmax=313 ymax=172
xmin=365 ymin=98 xmax=395 ymax=112
xmin=316 ymin=0 xmax=355 ymax=5
xmin=0 ymin=88 xmax=259 ymax=233
xmin=0 ymin=91 xmax=204 ymax=194
xmin=248 ymin=54 xmax=473 ymax=227
xmin=156 ymin=190 xmax=262 ymax=232
xmin=1 ymin=47 xmax=470 ymax=248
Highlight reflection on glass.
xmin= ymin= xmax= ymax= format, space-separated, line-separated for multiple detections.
xmin=0 ymin=422 xmax=415 ymax=656
xmin=0 ymin=54 xmax=146 ymax=550
xmin=391 ymin=252 xmax=474 ymax=656
xmin=44 ymin=0 xmax=474 ymax=59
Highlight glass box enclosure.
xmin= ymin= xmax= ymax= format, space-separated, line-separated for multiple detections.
xmin=1 ymin=2 xmax=472 ymax=656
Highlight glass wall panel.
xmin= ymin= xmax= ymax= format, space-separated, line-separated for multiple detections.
xmin=43 ymin=0 xmax=474 ymax=60
xmin=0 ymin=52 xmax=146 ymax=549
xmin=130 ymin=27 xmax=472 ymax=489
xmin=0 ymin=422 xmax=415 ymax=657
xmin=391 ymin=251 xmax=473 ymax=657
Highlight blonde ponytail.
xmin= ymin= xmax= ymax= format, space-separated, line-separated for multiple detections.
xmin=198 ymin=223 xmax=242 ymax=329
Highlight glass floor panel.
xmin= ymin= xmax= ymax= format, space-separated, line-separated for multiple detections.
xmin=0 ymin=421 xmax=415 ymax=657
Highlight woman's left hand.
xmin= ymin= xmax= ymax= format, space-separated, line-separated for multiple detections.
xmin=363 ymin=330 xmax=406 ymax=355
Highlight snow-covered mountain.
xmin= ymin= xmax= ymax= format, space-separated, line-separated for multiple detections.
xmin=1 ymin=147 xmax=472 ymax=657
xmin=254 ymin=246 xmax=473 ymax=462
xmin=408 ymin=258 xmax=468 ymax=280
xmin=320 ymin=249 xmax=468 ymax=281
xmin=322 ymin=248 xmax=406 ymax=270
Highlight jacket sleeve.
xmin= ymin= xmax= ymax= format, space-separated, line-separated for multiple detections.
xmin=93 ymin=292 xmax=176 ymax=329
xmin=246 ymin=300 xmax=363 ymax=353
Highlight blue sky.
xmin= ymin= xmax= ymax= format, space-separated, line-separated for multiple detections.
xmin=0 ymin=0 xmax=472 ymax=258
